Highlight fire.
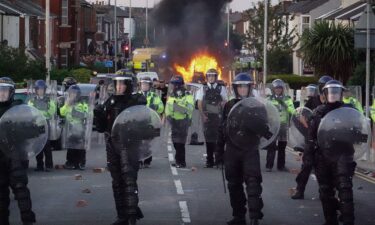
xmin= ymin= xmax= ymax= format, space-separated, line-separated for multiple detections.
xmin=174 ymin=52 xmax=222 ymax=82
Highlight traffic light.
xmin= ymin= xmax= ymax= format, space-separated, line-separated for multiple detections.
xmin=124 ymin=44 xmax=130 ymax=59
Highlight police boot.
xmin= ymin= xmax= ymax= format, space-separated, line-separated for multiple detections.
xmin=111 ymin=218 xmax=128 ymax=225
xmin=250 ymin=219 xmax=259 ymax=225
xmin=227 ymin=217 xmax=246 ymax=225
xmin=291 ymin=190 xmax=304 ymax=200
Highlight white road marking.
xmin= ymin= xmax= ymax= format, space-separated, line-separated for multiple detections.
xmin=179 ymin=201 xmax=191 ymax=223
xmin=168 ymin=145 xmax=173 ymax=152
xmin=171 ymin=166 xmax=178 ymax=176
xmin=310 ymin=174 xmax=317 ymax=181
xmin=174 ymin=180 xmax=184 ymax=195
xmin=168 ymin=153 xmax=175 ymax=162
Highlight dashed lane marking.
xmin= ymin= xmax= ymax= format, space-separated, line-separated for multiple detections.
xmin=179 ymin=201 xmax=191 ymax=223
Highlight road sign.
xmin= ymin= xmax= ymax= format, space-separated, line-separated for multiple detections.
xmin=105 ymin=60 xmax=113 ymax=68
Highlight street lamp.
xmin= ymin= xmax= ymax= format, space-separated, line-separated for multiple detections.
xmin=45 ymin=0 xmax=51 ymax=83
xmin=114 ymin=0 xmax=118 ymax=71
xmin=263 ymin=0 xmax=268 ymax=85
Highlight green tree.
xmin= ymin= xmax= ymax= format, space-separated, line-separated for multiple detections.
xmin=0 ymin=46 xmax=46 ymax=82
xmin=299 ymin=21 xmax=354 ymax=82
xmin=243 ymin=1 xmax=297 ymax=60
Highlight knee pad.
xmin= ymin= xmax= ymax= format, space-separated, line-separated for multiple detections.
xmin=248 ymin=197 xmax=263 ymax=210
xmin=319 ymin=184 xmax=335 ymax=200
xmin=245 ymin=177 xmax=262 ymax=196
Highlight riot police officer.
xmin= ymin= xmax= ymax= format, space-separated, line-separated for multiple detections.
xmin=216 ymin=73 xmax=268 ymax=225
xmin=343 ymin=88 xmax=363 ymax=113
xmin=266 ymin=79 xmax=295 ymax=172
xmin=60 ymin=85 xmax=90 ymax=170
xmin=307 ymin=80 xmax=359 ymax=225
xmin=165 ymin=75 xmax=194 ymax=168
xmin=139 ymin=76 xmax=164 ymax=168
xmin=94 ymin=74 xmax=146 ymax=225
xmin=197 ymin=68 xmax=227 ymax=168
xmin=0 ymin=77 xmax=36 ymax=225
xmin=62 ymin=77 xmax=77 ymax=92
xmin=292 ymin=75 xmax=333 ymax=199
xmin=28 ymin=80 xmax=56 ymax=171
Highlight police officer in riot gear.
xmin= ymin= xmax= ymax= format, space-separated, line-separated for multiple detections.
xmin=28 ymin=80 xmax=56 ymax=171
xmin=62 ymin=77 xmax=77 ymax=92
xmin=306 ymin=80 xmax=358 ymax=225
xmin=216 ymin=73 xmax=265 ymax=225
xmin=60 ymin=85 xmax=90 ymax=170
xmin=292 ymin=75 xmax=333 ymax=199
xmin=0 ymin=77 xmax=36 ymax=225
xmin=266 ymin=79 xmax=295 ymax=172
xmin=138 ymin=76 xmax=164 ymax=168
xmin=94 ymin=74 xmax=146 ymax=225
xmin=197 ymin=68 xmax=227 ymax=168
xmin=165 ymin=75 xmax=195 ymax=168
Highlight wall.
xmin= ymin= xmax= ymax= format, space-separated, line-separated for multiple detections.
xmin=3 ymin=16 xmax=19 ymax=48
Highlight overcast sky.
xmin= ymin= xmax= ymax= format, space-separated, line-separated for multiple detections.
xmin=88 ymin=0 xmax=278 ymax=12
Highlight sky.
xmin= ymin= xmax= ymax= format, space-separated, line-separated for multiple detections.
xmin=88 ymin=0 xmax=278 ymax=12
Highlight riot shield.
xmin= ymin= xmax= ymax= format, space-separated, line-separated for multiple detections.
xmin=289 ymin=107 xmax=313 ymax=152
xmin=317 ymin=107 xmax=371 ymax=161
xmin=200 ymin=84 xmax=227 ymax=143
xmin=111 ymin=105 xmax=162 ymax=160
xmin=0 ymin=105 xmax=48 ymax=160
xmin=227 ymin=97 xmax=280 ymax=150
xmin=61 ymin=92 xmax=95 ymax=150
xmin=344 ymin=85 xmax=363 ymax=112
xmin=164 ymin=84 xmax=195 ymax=144
xmin=186 ymin=83 xmax=205 ymax=144
xmin=98 ymin=84 xmax=109 ymax=105
xmin=47 ymin=80 xmax=61 ymax=140
xmin=299 ymin=85 xmax=318 ymax=107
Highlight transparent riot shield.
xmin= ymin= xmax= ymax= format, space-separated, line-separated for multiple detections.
xmin=299 ymin=85 xmax=318 ymax=107
xmin=343 ymin=85 xmax=363 ymax=113
xmin=99 ymin=84 xmax=109 ymax=105
xmin=111 ymin=105 xmax=162 ymax=160
xmin=164 ymin=84 xmax=195 ymax=145
xmin=265 ymin=82 xmax=291 ymax=97
xmin=318 ymin=107 xmax=371 ymax=161
xmin=61 ymin=92 xmax=95 ymax=150
xmin=289 ymin=107 xmax=313 ymax=152
xmin=0 ymin=105 xmax=48 ymax=160
xmin=227 ymin=97 xmax=280 ymax=150
xmin=185 ymin=83 xmax=204 ymax=145
xmin=200 ymin=84 xmax=227 ymax=143
xmin=47 ymin=80 xmax=61 ymax=140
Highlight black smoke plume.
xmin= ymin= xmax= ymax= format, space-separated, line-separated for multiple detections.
xmin=152 ymin=0 xmax=232 ymax=71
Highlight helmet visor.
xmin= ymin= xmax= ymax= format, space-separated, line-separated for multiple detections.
xmin=326 ymin=87 xmax=342 ymax=103
xmin=0 ymin=85 xmax=11 ymax=102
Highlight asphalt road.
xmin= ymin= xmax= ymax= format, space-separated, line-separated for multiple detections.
xmin=9 ymin=132 xmax=375 ymax=225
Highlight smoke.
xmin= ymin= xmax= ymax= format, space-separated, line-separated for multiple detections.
xmin=152 ymin=0 xmax=232 ymax=67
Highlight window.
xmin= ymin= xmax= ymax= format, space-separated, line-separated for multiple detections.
xmin=60 ymin=48 xmax=68 ymax=67
xmin=301 ymin=16 xmax=310 ymax=32
xmin=97 ymin=16 xmax=103 ymax=32
xmin=61 ymin=0 xmax=68 ymax=25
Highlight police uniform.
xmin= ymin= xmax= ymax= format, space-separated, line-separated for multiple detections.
xmin=94 ymin=75 xmax=146 ymax=225
xmin=266 ymin=93 xmax=295 ymax=171
xmin=0 ymin=78 xmax=36 ymax=225
xmin=28 ymin=93 xmax=56 ymax=171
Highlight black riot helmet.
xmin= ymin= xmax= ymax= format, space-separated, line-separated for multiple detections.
xmin=34 ymin=80 xmax=47 ymax=96
xmin=232 ymin=73 xmax=253 ymax=99
xmin=62 ymin=77 xmax=77 ymax=91
xmin=322 ymin=80 xmax=345 ymax=104
xmin=169 ymin=75 xmax=185 ymax=97
xmin=306 ymin=84 xmax=318 ymax=98
xmin=0 ymin=77 xmax=15 ymax=104
xmin=318 ymin=75 xmax=333 ymax=94
xmin=67 ymin=85 xmax=81 ymax=103
xmin=112 ymin=74 xmax=133 ymax=96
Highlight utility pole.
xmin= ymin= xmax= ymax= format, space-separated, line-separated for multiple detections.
xmin=114 ymin=0 xmax=118 ymax=71
xmin=45 ymin=0 xmax=51 ymax=83
xmin=263 ymin=0 xmax=268 ymax=84
xmin=227 ymin=3 xmax=230 ymax=48
xmin=75 ymin=0 xmax=81 ymax=68
xmin=146 ymin=0 xmax=149 ymax=47
xmin=365 ymin=0 xmax=371 ymax=118
xmin=129 ymin=0 xmax=132 ymax=54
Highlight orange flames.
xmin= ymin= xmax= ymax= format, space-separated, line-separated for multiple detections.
xmin=174 ymin=52 xmax=222 ymax=83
